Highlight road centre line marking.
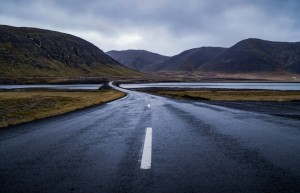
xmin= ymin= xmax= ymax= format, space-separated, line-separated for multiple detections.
xmin=140 ymin=127 xmax=152 ymax=169
xmin=148 ymin=103 xmax=151 ymax=108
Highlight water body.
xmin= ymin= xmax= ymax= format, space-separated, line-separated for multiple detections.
xmin=0 ymin=84 xmax=103 ymax=90
xmin=121 ymin=82 xmax=300 ymax=91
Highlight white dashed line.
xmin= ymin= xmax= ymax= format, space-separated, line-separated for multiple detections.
xmin=140 ymin=127 xmax=152 ymax=169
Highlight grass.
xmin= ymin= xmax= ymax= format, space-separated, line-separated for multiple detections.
xmin=148 ymin=90 xmax=300 ymax=102
xmin=0 ymin=90 xmax=125 ymax=128
xmin=0 ymin=25 xmax=143 ymax=82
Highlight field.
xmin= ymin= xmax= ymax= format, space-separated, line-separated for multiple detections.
xmin=144 ymin=89 xmax=300 ymax=102
xmin=0 ymin=90 xmax=125 ymax=128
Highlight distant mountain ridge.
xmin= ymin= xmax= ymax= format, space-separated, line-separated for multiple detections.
xmin=106 ymin=50 xmax=169 ymax=71
xmin=141 ymin=38 xmax=300 ymax=74
xmin=0 ymin=25 xmax=139 ymax=79
xmin=199 ymin=38 xmax=300 ymax=73
xmin=143 ymin=47 xmax=227 ymax=72
xmin=2 ymin=25 xmax=299 ymax=79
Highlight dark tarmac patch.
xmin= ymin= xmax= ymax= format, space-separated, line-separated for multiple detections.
xmin=165 ymin=103 xmax=300 ymax=193
xmin=203 ymin=101 xmax=300 ymax=120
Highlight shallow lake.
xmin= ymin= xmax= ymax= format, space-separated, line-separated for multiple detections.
xmin=0 ymin=84 xmax=103 ymax=90
xmin=120 ymin=82 xmax=300 ymax=91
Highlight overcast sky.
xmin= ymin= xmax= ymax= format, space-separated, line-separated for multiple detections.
xmin=0 ymin=0 xmax=299 ymax=56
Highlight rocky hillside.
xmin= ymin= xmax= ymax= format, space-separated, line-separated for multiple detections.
xmin=143 ymin=47 xmax=226 ymax=71
xmin=0 ymin=25 xmax=140 ymax=81
xmin=106 ymin=49 xmax=169 ymax=71
xmin=199 ymin=38 xmax=300 ymax=73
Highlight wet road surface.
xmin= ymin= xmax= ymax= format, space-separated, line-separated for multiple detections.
xmin=1 ymin=84 xmax=300 ymax=193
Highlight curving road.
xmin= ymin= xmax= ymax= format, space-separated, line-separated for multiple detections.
xmin=1 ymin=83 xmax=300 ymax=193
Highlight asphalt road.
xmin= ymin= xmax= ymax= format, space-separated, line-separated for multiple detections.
xmin=1 ymin=84 xmax=300 ymax=193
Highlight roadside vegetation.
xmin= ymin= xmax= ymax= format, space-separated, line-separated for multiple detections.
xmin=146 ymin=89 xmax=300 ymax=102
xmin=0 ymin=90 xmax=125 ymax=128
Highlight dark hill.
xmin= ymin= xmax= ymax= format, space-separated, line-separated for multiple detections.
xmin=106 ymin=50 xmax=169 ymax=71
xmin=143 ymin=47 xmax=226 ymax=72
xmin=199 ymin=38 xmax=300 ymax=73
xmin=0 ymin=25 xmax=140 ymax=80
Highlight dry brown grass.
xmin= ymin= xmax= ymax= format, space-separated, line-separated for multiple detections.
xmin=152 ymin=90 xmax=300 ymax=102
xmin=0 ymin=90 xmax=125 ymax=128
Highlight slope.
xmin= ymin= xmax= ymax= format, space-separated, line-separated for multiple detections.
xmin=0 ymin=25 xmax=140 ymax=80
xmin=143 ymin=47 xmax=226 ymax=72
xmin=106 ymin=49 xmax=169 ymax=71
xmin=199 ymin=38 xmax=300 ymax=73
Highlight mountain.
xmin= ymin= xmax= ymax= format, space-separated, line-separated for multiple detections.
xmin=143 ymin=47 xmax=226 ymax=72
xmin=0 ymin=25 xmax=140 ymax=80
xmin=143 ymin=38 xmax=300 ymax=74
xmin=106 ymin=50 xmax=169 ymax=71
xmin=199 ymin=38 xmax=300 ymax=73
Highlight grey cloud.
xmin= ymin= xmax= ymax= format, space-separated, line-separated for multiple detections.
xmin=0 ymin=0 xmax=299 ymax=55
